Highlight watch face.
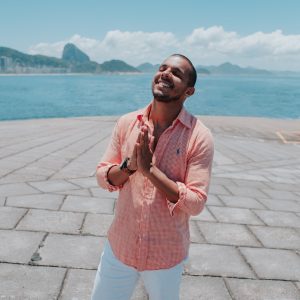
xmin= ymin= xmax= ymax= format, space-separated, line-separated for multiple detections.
xmin=120 ymin=157 xmax=129 ymax=170
xmin=120 ymin=157 xmax=136 ymax=175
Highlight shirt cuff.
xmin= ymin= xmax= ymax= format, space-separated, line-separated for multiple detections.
xmin=167 ymin=181 xmax=187 ymax=216
xmin=97 ymin=164 xmax=123 ymax=192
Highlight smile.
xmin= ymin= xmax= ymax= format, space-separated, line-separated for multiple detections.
xmin=157 ymin=80 xmax=173 ymax=89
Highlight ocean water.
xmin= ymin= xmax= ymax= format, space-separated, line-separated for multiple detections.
xmin=0 ymin=73 xmax=300 ymax=121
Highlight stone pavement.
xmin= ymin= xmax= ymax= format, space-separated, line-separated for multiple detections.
xmin=0 ymin=115 xmax=300 ymax=300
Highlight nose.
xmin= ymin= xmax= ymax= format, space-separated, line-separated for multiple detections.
xmin=161 ymin=69 xmax=171 ymax=79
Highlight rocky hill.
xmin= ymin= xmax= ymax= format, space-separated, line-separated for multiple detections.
xmin=0 ymin=44 xmax=140 ymax=74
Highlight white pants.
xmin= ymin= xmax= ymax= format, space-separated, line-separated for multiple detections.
xmin=91 ymin=240 xmax=184 ymax=300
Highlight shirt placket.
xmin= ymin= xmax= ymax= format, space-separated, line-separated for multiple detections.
xmin=136 ymin=177 xmax=153 ymax=270
xmin=136 ymin=119 xmax=153 ymax=270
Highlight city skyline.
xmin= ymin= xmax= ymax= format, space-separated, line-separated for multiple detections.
xmin=1 ymin=0 xmax=300 ymax=71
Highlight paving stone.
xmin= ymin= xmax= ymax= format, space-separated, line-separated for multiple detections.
xmin=253 ymin=210 xmax=300 ymax=228
xmin=37 ymin=234 xmax=104 ymax=269
xmin=6 ymin=193 xmax=64 ymax=210
xmin=218 ymin=172 xmax=268 ymax=182
xmin=0 ymin=206 xmax=27 ymax=229
xmin=186 ymin=244 xmax=255 ymax=278
xmin=60 ymin=268 xmax=148 ymax=300
xmin=0 ymin=197 xmax=6 ymax=206
xmin=0 ymin=182 xmax=40 ymax=197
xmin=231 ymin=179 xmax=268 ymax=189
xmin=0 ymin=172 xmax=48 ymax=184
xmin=240 ymin=247 xmax=300 ymax=280
xmin=68 ymin=177 xmax=99 ymax=189
xmin=61 ymin=195 xmax=115 ymax=214
xmin=180 ymin=276 xmax=232 ymax=300
xmin=90 ymin=187 xmax=118 ymax=199
xmin=249 ymin=226 xmax=300 ymax=250
xmin=220 ymin=195 xmax=266 ymax=209
xmin=209 ymin=206 xmax=263 ymax=225
xmin=257 ymin=198 xmax=300 ymax=212
xmin=213 ymin=150 xmax=236 ymax=165
xmin=208 ymin=184 xmax=230 ymax=195
xmin=82 ymin=213 xmax=114 ymax=236
xmin=190 ymin=207 xmax=216 ymax=222
xmin=265 ymin=175 xmax=297 ymax=184
xmin=0 ymin=230 xmax=44 ymax=263
xmin=225 ymin=278 xmax=300 ymax=300
xmin=265 ymin=182 xmax=300 ymax=193
xmin=55 ymin=188 xmax=92 ymax=197
xmin=261 ymin=188 xmax=299 ymax=201
xmin=226 ymin=185 xmax=268 ymax=198
xmin=206 ymin=194 xmax=223 ymax=206
xmin=189 ymin=220 xmax=205 ymax=243
xmin=197 ymin=222 xmax=260 ymax=247
xmin=17 ymin=209 xmax=84 ymax=234
xmin=60 ymin=269 xmax=96 ymax=300
xmin=28 ymin=179 xmax=79 ymax=193
xmin=51 ymin=162 xmax=96 ymax=179
xmin=0 ymin=263 xmax=66 ymax=300
xmin=2 ymin=116 xmax=300 ymax=298
xmin=210 ymin=177 xmax=235 ymax=186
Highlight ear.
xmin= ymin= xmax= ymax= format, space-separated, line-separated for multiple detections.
xmin=185 ymin=87 xmax=195 ymax=97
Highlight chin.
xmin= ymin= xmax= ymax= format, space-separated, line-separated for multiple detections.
xmin=154 ymin=94 xmax=181 ymax=103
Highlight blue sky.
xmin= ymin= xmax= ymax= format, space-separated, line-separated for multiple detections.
xmin=1 ymin=0 xmax=300 ymax=70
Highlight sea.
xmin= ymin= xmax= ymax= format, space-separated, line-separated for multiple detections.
xmin=0 ymin=73 xmax=300 ymax=121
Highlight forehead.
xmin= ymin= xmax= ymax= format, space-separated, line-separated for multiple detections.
xmin=160 ymin=56 xmax=191 ymax=73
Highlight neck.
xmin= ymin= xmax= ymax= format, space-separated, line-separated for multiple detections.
xmin=149 ymin=99 xmax=183 ymax=128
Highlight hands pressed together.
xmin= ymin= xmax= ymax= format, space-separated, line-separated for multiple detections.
xmin=129 ymin=126 xmax=154 ymax=176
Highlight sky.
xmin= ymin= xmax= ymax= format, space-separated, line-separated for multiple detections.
xmin=1 ymin=0 xmax=300 ymax=71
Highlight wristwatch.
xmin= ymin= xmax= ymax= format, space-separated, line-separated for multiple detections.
xmin=120 ymin=157 xmax=136 ymax=175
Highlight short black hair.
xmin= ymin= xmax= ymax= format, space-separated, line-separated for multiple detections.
xmin=170 ymin=54 xmax=197 ymax=87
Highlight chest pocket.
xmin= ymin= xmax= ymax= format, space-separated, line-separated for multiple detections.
xmin=156 ymin=132 xmax=189 ymax=183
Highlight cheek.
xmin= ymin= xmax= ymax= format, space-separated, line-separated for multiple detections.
xmin=153 ymin=73 xmax=160 ymax=83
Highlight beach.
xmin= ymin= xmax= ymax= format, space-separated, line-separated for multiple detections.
xmin=0 ymin=115 xmax=300 ymax=299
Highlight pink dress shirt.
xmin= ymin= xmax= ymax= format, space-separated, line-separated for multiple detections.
xmin=97 ymin=102 xmax=214 ymax=271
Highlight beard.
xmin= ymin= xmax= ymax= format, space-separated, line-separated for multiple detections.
xmin=152 ymin=87 xmax=181 ymax=103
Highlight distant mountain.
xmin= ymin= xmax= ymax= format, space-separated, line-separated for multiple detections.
xmin=0 ymin=46 xmax=288 ymax=75
xmin=0 ymin=46 xmax=69 ymax=72
xmin=62 ymin=43 xmax=90 ymax=63
xmin=137 ymin=62 xmax=211 ymax=75
xmin=136 ymin=63 xmax=160 ymax=73
xmin=101 ymin=60 xmax=140 ymax=73
xmin=0 ymin=44 xmax=140 ymax=74
xmin=195 ymin=66 xmax=210 ymax=75
xmin=202 ymin=62 xmax=272 ymax=75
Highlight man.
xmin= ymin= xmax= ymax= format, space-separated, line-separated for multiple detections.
xmin=91 ymin=54 xmax=214 ymax=300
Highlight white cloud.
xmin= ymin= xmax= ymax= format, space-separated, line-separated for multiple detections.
xmin=28 ymin=27 xmax=300 ymax=71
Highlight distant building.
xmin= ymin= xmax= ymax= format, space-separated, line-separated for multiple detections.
xmin=0 ymin=56 xmax=12 ymax=72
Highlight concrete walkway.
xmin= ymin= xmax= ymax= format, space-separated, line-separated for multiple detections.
xmin=0 ymin=115 xmax=300 ymax=300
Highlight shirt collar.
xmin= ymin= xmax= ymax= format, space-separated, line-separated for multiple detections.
xmin=137 ymin=102 xmax=192 ymax=129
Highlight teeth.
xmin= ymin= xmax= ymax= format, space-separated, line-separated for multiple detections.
xmin=159 ymin=81 xmax=172 ymax=88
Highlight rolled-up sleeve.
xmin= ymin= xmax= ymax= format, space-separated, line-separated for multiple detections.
xmin=167 ymin=130 xmax=214 ymax=216
xmin=96 ymin=120 xmax=123 ymax=192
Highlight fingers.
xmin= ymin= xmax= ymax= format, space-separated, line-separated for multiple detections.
xmin=138 ymin=125 xmax=153 ymax=154
xmin=142 ymin=126 xmax=149 ymax=145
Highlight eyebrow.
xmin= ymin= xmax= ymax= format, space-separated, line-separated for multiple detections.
xmin=159 ymin=64 xmax=185 ymax=75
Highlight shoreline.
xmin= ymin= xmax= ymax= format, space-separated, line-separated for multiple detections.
xmin=1 ymin=115 xmax=299 ymax=144
xmin=0 ymin=72 xmax=143 ymax=77
xmin=0 ymin=114 xmax=299 ymax=122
